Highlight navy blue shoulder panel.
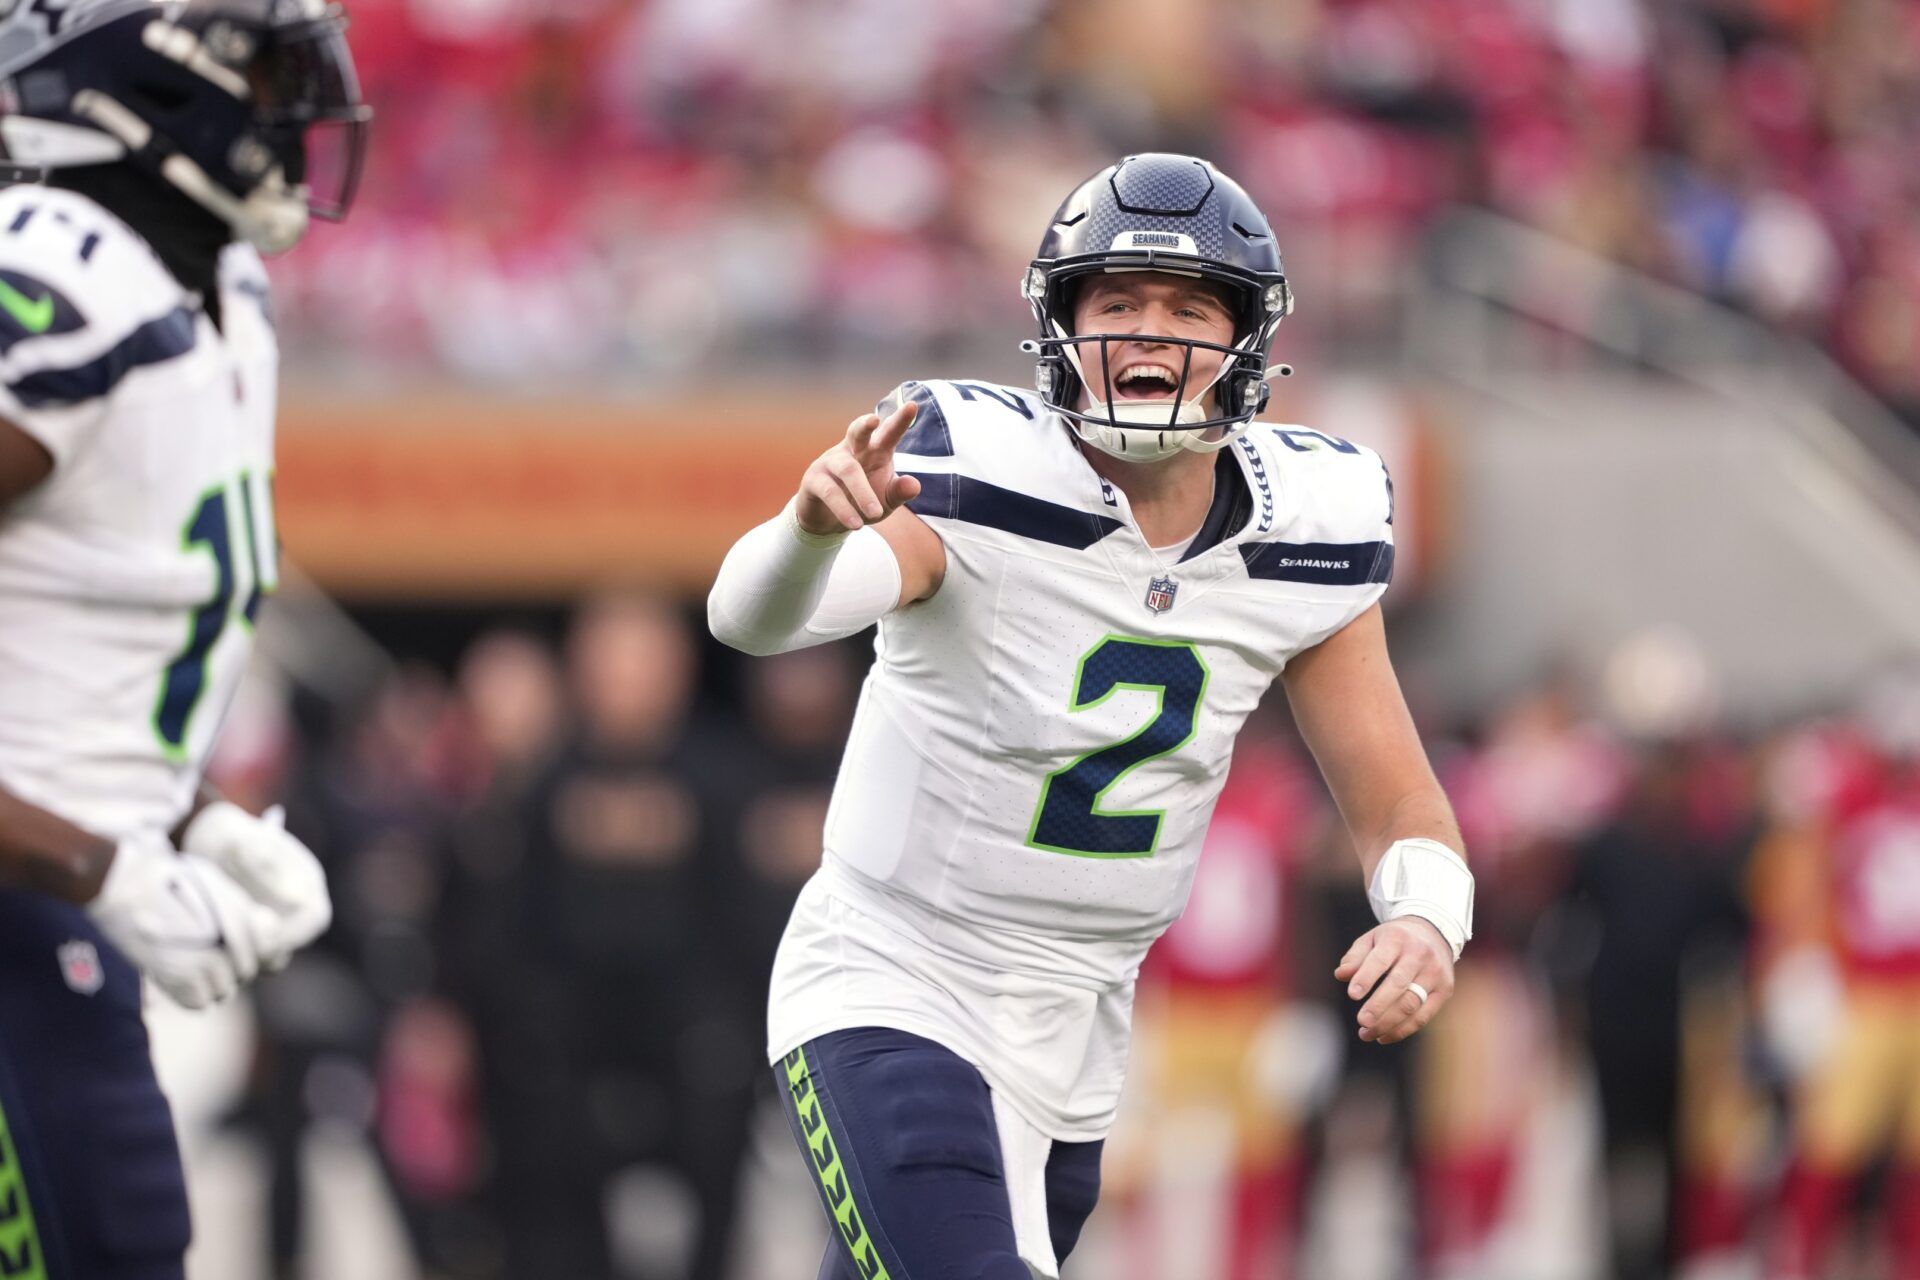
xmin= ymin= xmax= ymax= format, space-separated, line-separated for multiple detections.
xmin=904 ymin=471 xmax=1123 ymax=550
xmin=886 ymin=381 xmax=954 ymax=458
xmin=1240 ymin=539 xmax=1394 ymax=586
xmin=885 ymin=380 xmax=1044 ymax=458
xmin=7 ymin=305 xmax=196 ymax=409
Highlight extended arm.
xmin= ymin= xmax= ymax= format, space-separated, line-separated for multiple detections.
xmin=709 ymin=398 xmax=945 ymax=656
xmin=707 ymin=508 xmax=907 ymax=656
xmin=1283 ymin=603 xmax=1472 ymax=1044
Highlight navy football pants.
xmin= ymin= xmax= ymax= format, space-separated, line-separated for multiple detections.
xmin=777 ymin=1027 xmax=1104 ymax=1280
xmin=0 ymin=890 xmax=191 ymax=1280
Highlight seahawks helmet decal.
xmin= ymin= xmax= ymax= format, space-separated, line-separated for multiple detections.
xmin=1023 ymin=153 xmax=1293 ymax=462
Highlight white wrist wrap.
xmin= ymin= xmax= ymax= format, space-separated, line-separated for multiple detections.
xmin=707 ymin=501 xmax=903 ymax=656
xmin=1368 ymin=838 xmax=1474 ymax=961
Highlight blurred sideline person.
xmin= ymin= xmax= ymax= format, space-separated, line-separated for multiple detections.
xmin=728 ymin=645 xmax=863 ymax=1012
xmin=1565 ymin=739 xmax=1754 ymax=1280
xmin=709 ymin=153 xmax=1475 ymax=1279
xmin=504 ymin=593 xmax=758 ymax=1280
xmin=1756 ymin=687 xmax=1920 ymax=1280
xmin=0 ymin=0 xmax=367 ymax=1276
xmin=1416 ymin=687 xmax=1621 ymax=1277
xmin=1108 ymin=724 xmax=1326 ymax=1280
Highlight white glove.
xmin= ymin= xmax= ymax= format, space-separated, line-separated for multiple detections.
xmin=180 ymin=802 xmax=332 ymax=970
xmin=87 ymin=833 xmax=282 ymax=1009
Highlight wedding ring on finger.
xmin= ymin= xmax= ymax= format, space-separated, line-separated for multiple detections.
xmin=1407 ymin=981 xmax=1430 ymax=1006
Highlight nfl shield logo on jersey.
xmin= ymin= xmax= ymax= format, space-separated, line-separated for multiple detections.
xmin=1144 ymin=574 xmax=1179 ymax=614
xmin=58 ymin=938 xmax=104 ymax=995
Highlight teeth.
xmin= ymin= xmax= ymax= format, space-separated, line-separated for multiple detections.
xmin=1117 ymin=364 xmax=1177 ymax=385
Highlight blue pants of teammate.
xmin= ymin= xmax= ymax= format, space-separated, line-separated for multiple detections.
xmin=777 ymin=1027 xmax=1104 ymax=1280
xmin=0 ymin=890 xmax=191 ymax=1280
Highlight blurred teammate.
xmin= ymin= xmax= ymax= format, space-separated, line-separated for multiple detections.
xmin=710 ymin=153 xmax=1474 ymax=1279
xmin=0 ymin=1 xmax=366 ymax=1275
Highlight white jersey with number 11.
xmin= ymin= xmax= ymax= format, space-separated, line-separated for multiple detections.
xmin=0 ymin=185 xmax=280 ymax=844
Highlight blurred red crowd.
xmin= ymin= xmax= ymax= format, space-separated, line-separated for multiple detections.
xmin=276 ymin=0 xmax=1920 ymax=419
xmin=204 ymin=594 xmax=1920 ymax=1278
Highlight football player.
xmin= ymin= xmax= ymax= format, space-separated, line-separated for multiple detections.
xmin=0 ymin=2 xmax=365 ymax=1275
xmin=710 ymin=153 xmax=1474 ymax=1279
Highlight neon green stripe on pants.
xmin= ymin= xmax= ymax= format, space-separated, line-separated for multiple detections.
xmin=783 ymin=1046 xmax=894 ymax=1280
xmin=0 ymin=1087 xmax=48 ymax=1280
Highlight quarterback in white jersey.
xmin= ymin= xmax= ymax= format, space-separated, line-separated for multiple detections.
xmin=0 ymin=2 xmax=363 ymax=1275
xmin=712 ymin=153 xmax=1475 ymax=1279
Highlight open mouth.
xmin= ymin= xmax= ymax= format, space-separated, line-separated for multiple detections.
xmin=1113 ymin=363 xmax=1181 ymax=401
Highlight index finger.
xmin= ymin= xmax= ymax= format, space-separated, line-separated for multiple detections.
xmin=865 ymin=398 xmax=919 ymax=456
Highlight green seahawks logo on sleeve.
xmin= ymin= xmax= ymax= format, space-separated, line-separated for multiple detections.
xmin=0 ymin=269 xmax=82 ymax=351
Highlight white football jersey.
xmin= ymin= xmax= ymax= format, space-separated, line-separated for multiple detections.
xmin=769 ymin=378 xmax=1394 ymax=1138
xmin=0 ymin=185 xmax=280 ymax=842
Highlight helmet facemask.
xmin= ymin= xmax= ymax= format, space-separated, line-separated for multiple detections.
xmin=1024 ymin=257 xmax=1292 ymax=462
xmin=1023 ymin=154 xmax=1295 ymax=462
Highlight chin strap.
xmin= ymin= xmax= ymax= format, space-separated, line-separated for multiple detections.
xmin=158 ymin=151 xmax=308 ymax=254
xmin=1038 ymin=323 xmax=1278 ymax=461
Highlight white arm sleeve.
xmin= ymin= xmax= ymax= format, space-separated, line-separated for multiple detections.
xmin=707 ymin=502 xmax=904 ymax=656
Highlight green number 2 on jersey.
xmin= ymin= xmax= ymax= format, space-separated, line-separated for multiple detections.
xmin=1026 ymin=635 xmax=1210 ymax=859
xmin=153 ymin=474 xmax=278 ymax=759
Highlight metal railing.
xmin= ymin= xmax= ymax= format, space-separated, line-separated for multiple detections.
xmin=1409 ymin=206 xmax=1920 ymax=544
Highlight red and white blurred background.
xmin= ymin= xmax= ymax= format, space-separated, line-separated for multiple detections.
xmin=156 ymin=1 xmax=1920 ymax=1278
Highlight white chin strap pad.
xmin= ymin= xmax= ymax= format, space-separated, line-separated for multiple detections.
xmin=162 ymin=152 xmax=309 ymax=253
xmin=1367 ymin=838 xmax=1474 ymax=961
xmin=1070 ymin=405 xmax=1245 ymax=462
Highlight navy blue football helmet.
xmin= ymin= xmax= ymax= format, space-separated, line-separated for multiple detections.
xmin=1023 ymin=153 xmax=1293 ymax=460
xmin=0 ymin=0 xmax=369 ymax=251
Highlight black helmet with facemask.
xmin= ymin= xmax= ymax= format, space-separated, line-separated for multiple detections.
xmin=1023 ymin=153 xmax=1293 ymax=461
xmin=0 ymin=0 xmax=370 ymax=254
